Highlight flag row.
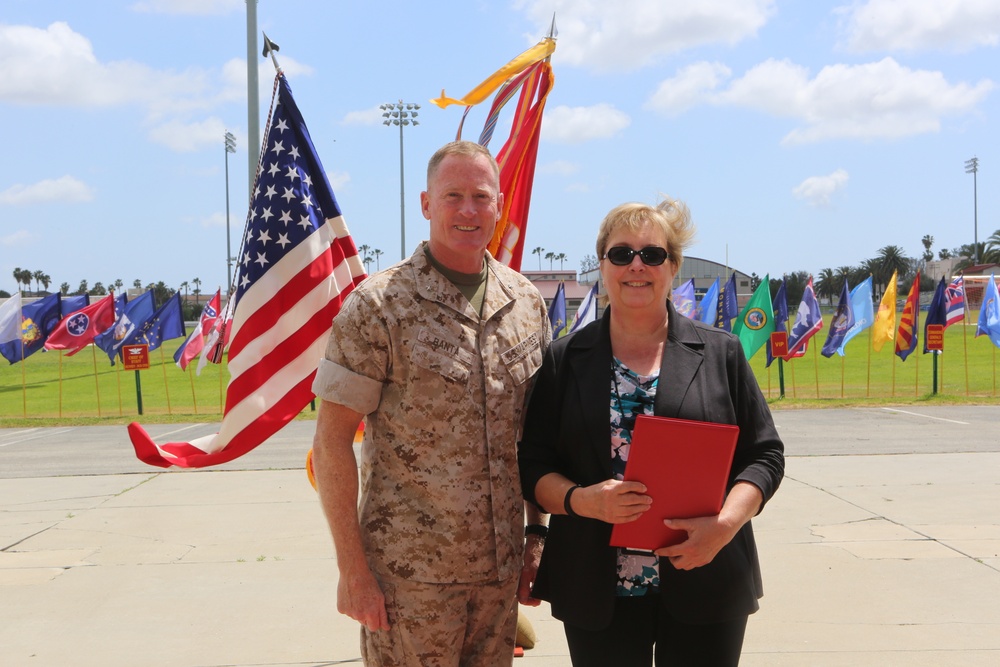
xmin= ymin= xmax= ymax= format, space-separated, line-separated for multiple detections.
xmin=673 ymin=273 xmax=1000 ymax=363
xmin=0 ymin=289 xmax=230 ymax=372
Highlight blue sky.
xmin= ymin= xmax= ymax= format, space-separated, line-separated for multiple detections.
xmin=1 ymin=0 xmax=998 ymax=295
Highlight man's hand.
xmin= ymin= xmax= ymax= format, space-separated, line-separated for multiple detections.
xmin=517 ymin=533 xmax=545 ymax=606
xmin=337 ymin=566 xmax=390 ymax=632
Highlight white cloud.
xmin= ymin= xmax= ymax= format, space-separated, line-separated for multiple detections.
xmin=327 ymin=171 xmax=351 ymax=191
xmin=200 ymin=212 xmax=227 ymax=229
xmin=538 ymin=160 xmax=581 ymax=176
xmin=517 ymin=0 xmax=774 ymax=71
xmin=342 ymin=106 xmax=385 ymax=126
xmin=1 ymin=230 xmax=31 ymax=246
xmin=840 ymin=0 xmax=1000 ymax=52
xmin=793 ymin=169 xmax=849 ymax=207
xmin=648 ymin=57 xmax=994 ymax=143
xmin=131 ymin=0 xmax=242 ymax=15
xmin=0 ymin=176 xmax=94 ymax=205
xmin=0 ymin=22 xmax=198 ymax=108
xmin=542 ymin=104 xmax=631 ymax=144
xmin=148 ymin=117 xmax=228 ymax=152
xmin=646 ymin=62 xmax=732 ymax=115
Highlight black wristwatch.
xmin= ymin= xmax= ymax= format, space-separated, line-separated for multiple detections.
xmin=525 ymin=524 xmax=549 ymax=538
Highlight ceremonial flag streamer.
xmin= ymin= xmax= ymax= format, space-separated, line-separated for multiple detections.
xmin=128 ymin=71 xmax=366 ymax=468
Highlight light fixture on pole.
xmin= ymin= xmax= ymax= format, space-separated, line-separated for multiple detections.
xmin=965 ymin=156 xmax=980 ymax=265
xmin=379 ymin=100 xmax=419 ymax=260
xmin=225 ymin=131 xmax=237 ymax=295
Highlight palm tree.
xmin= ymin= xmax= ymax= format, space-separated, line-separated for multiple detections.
xmin=556 ymin=252 xmax=567 ymax=270
xmin=40 ymin=273 xmax=51 ymax=293
xmin=113 ymin=279 xmax=124 ymax=294
xmin=60 ymin=282 xmax=70 ymax=295
xmin=133 ymin=279 xmax=143 ymax=290
xmin=921 ymin=234 xmax=934 ymax=263
xmin=531 ymin=246 xmax=545 ymax=270
xmin=545 ymin=251 xmax=555 ymax=270
xmin=875 ymin=245 xmax=909 ymax=293
xmin=814 ymin=268 xmax=837 ymax=303
xmin=373 ymin=249 xmax=384 ymax=270
xmin=180 ymin=281 xmax=189 ymax=305
xmin=192 ymin=277 xmax=202 ymax=300
xmin=32 ymin=270 xmax=44 ymax=293
xmin=983 ymin=229 xmax=1000 ymax=265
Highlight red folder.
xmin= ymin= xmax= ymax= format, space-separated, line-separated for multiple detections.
xmin=609 ymin=415 xmax=739 ymax=551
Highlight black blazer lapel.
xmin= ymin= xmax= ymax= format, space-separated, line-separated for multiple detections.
xmin=654 ymin=300 xmax=706 ymax=418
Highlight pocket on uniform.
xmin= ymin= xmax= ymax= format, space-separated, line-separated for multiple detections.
xmin=501 ymin=333 xmax=543 ymax=385
xmin=412 ymin=342 xmax=472 ymax=383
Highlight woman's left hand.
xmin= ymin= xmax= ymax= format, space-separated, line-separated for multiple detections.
xmin=653 ymin=481 xmax=764 ymax=570
xmin=652 ymin=514 xmax=739 ymax=570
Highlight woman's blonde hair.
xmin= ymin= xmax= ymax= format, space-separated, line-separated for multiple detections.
xmin=596 ymin=197 xmax=696 ymax=270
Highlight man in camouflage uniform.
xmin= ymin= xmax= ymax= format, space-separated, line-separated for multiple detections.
xmin=311 ymin=140 xmax=550 ymax=666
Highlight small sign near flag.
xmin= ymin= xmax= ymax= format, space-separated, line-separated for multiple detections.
xmin=123 ymin=344 xmax=150 ymax=370
xmin=925 ymin=325 xmax=944 ymax=351
xmin=770 ymin=331 xmax=788 ymax=358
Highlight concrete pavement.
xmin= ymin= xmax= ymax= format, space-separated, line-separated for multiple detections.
xmin=1 ymin=406 xmax=999 ymax=666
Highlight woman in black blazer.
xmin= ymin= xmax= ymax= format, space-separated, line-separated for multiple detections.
xmin=518 ymin=198 xmax=784 ymax=666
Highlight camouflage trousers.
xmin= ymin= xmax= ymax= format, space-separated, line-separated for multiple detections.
xmin=361 ymin=572 xmax=519 ymax=667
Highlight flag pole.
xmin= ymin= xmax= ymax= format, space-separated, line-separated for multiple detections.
xmin=812 ymin=343 xmax=819 ymax=398
xmin=914 ymin=347 xmax=919 ymax=397
xmin=963 ymin=314 xmax=970 ymax=396
xmin=59 ymin=350 xmax=64 ymax=418
xmin=189 ymin=366 xmax=199 ymax=415
xmin=160 ymin=347 xmax=173 ymax=415
xmin=115 ymin=355 xmax=123 ymax=417
xmin=866 ymin=327 xmax=872 ymax=398
xmin=840 ymin=354 xmax=845 ymax=398
xmin=891 ymin=349 xmax=896 ymax=397
xmin=20 ymin=341 xmax=27 ymax=417
xmin=789 ymin=356 xmax=797 ymax=398
xmin=219 ymin=357 xmax=225 ymax=414
xmin=91 ymin=344 xmax=103 ymax=418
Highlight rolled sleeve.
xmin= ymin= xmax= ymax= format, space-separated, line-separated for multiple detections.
xmin=312 ymin=357 xmax=382 ymax=415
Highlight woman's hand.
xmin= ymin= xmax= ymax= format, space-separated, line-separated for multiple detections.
xmin=572 ymin=479 xmax=652 ymax=523
xmin=653 ymin=514 xmax=739 ymax=570
xmin=654 ymin=481 xmax=763 ymax=570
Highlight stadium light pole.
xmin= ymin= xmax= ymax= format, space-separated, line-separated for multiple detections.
xmin=225 ymin=131 xmax=237 ymax=295
xmin=380 ymin=100 xmax=419 ymax=261
xmin=965 ymin=157 xmax=980 ymax=265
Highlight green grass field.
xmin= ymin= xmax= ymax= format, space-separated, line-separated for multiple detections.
xmin=1 ymin=315 xmax=998 ymax=427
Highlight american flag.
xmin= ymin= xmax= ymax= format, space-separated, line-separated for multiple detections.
xmin=128 ymin=72 xmax=366 ymax=468
xmin=944 ymin=276 xmax=965 ymax=328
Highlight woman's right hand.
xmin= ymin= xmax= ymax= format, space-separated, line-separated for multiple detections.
xmin=572 ymin=480 xmax=652 ymax=523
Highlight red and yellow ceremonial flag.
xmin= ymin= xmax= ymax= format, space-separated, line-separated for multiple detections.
xmin=434 ymin=37 xmax=556 ymax=271
xmin=895 ymin=272 xmax=920 ymax=361
xmin=872 ymin=270 xmax=898 ymax=352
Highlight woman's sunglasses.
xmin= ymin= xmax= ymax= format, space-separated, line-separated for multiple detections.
xmin=602 ymin=246 xmax=670 ymax=266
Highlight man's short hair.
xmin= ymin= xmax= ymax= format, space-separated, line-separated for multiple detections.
xmin=426 ymin=141 xmax=500 ymax=185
